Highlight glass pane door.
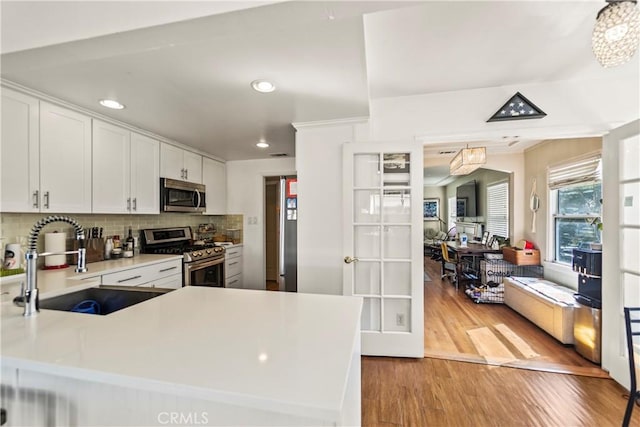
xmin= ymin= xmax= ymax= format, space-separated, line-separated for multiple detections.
xmin=344 ymin=143 xmax=423 ymax=357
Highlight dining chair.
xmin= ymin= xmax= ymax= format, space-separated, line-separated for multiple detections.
xmin=440 ymin=242 xmax=460 ymax=289
xmin=623 ymin=307 xmax=640 ymax=427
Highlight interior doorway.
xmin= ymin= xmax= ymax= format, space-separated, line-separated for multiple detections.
xmin=264 ymin=176 xmax=280 ymax=291
xmin=264 ymin=175 xmax=298 ymax=292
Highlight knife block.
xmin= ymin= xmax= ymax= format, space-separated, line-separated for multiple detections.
xmin=69 ymin=238 xmax=105 ymax=264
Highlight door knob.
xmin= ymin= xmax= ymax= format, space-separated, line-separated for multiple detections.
xmin=344 ymin=256 xmax=359 ymax=264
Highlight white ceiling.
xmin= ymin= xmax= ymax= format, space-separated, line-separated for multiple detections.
xmin=1 ymin=0 xmax=637 ymax=163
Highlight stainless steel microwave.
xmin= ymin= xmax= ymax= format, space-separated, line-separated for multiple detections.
xmin=160 ymin=178 xmax=206 ymax=213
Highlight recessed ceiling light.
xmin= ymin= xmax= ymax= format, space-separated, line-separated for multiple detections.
xmin=99 ymin=99 xmax=125 ymax=109
xmin=256 ymin=139 xmax=270 ymax=148
xmin=251 ymin=80 xmax=276 ymax=93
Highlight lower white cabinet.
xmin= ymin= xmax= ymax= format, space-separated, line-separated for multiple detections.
xmin=138 ymin=273 xmax=182 ymax=289
xmin=101 ymin=259 xmax=182 ymax=288
xmin=225 ymin=246 xmax=243 ymax=288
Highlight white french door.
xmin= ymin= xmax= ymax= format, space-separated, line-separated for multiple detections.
xmin=603 ymin=119 xmax=640 ymax=388
xmin=342 ymin=142 xmax=424 ymax=357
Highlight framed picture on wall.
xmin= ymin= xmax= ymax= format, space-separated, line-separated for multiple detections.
xmin=423 ymin=198 xmax=439 ymax=220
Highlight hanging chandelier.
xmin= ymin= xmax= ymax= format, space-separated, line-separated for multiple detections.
xmin=449 ymin=146 xmax=486 ymax=176
xmin=592 ymin=0 xmax=640 ymax=67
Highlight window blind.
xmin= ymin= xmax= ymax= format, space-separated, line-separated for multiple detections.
xmin=448 ymin=196 xmax=456 ymax=230
xmin=486 ymin=181 xmax=509 ymax=238
xmin=548 ymin=154 xmax=602 ymax=190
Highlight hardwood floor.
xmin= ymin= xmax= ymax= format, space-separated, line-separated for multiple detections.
xmin=361 ymin=257 xmax=637 ymax=425
xmin=266 ymin=280 xmax=278 ymax=291
xmin=422 ymin=256 xmax=605 ymax=377
xmin=361 ymin=356 xmax=639 ymax=426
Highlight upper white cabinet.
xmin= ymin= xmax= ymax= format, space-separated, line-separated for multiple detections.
xmin=92 ymin=120 xmax=159 ymax=214
xmin=160 ymin=143 xmax=202 ymax=184
xmin=130 ymin=133 xmax=160 ymax=214
xmin=39 ymin=101 xmax=92 ymax=213
xmin=1 ymin=88 xmax=40 ymax=212
xmin=202 ymin=157 xmax=227 ymax=214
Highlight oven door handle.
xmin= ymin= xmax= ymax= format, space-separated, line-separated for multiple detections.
xmin=185 ymin=257 xmax=224 ymax=272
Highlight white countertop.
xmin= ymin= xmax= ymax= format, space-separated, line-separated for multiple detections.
xmin=1 ymin=287 xmax=362 ymax=420
xmin=0 ymin=254 xmax=182 ymax=297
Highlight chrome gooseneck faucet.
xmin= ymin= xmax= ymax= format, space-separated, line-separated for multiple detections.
xmin=20 ymin=215 xmax=87 ymax=316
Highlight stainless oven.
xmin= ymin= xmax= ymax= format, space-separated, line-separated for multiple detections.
xmin=140 ymin=227 xmax=226 ymax=287
xmin=160 ymin=178 xmax=206 ymax=213
xmin=184 ymin=256 xmax=225 ymax=287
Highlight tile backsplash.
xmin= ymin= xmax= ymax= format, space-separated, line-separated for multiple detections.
xmin=0 ymin=212 xmax=243 ymax=259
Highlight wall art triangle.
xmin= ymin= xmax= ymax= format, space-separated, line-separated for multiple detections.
xmin=487 ymin=92 xmax=546 ymax=122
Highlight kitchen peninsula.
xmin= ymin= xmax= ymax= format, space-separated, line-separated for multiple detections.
xmin=1 ymin=287 xmax=362 ymax=426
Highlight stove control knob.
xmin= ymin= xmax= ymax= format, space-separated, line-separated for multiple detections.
xmin=206 ymin=249 xmax=212 ymax=255
xmin=196 ymin=251 xmax=203 ymax=257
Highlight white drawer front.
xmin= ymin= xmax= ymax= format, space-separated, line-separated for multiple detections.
xmin=138 ymin=274 xmax=182 ymax=289
xmin=225 ymin=274 xmax=242 ymax=289
xmin=102 ymin=260 xmax=182 ymax=286
xmin=225 ymin=246 xmax=242 ymax=259
xmin=225 ymin=257 xmax=242 ymax=278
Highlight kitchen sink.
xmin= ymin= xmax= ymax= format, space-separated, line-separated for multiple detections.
xmin=39 ymin=286 xmax=173 ymax=315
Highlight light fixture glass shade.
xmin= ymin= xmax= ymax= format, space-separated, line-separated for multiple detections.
xmin=449 ymin=147 xmax=486 ymax=175
xmin=592 ymin=1 xmax=640 ymax=68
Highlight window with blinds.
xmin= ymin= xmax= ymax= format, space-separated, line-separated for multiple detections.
xmin=486 ymin=181 xmax=509 ymax=239
xmin=448 ymin=196 xmax=457 ymax=230
xmin=548 ymin=153 xmax=602 ymax=264
xmin=548 ymin=153 xmax=601 ymax=190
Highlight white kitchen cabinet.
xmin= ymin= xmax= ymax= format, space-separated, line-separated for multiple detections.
xmin=92 ymin=120 xmax=130 ymax=213
xmin=1 ymin=88 xmax=40 ymax=212
xmin=183 ymin=150 xmax=202 ymax=183
xmin=225 ymin=245 xmax=243 ymax=288
xmin=101 ymin=259 xmax=182 ymax=287
xmin=130 ymin=132 xmax=160 ymax=213
xmin=160 ymin=142 xmax=202 ymax=184
xmin=39 ymin=101 xmax=92 ymax=213
xmin=92 ymin=120 xmax=159 ymax=214
xmin=138 ymin=273 xmax=182 ymax=289
xmin=202 ymin=156 xmax=227 ymax=214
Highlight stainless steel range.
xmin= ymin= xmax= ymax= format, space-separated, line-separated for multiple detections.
xmin=140 ymin=227 xmax=225 ymax=287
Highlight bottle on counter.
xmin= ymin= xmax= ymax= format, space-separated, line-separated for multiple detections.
xmin=104 ymin=237 xmax=113 ymax=260
xmin=124 ymin=228 xmax=134 ymax=258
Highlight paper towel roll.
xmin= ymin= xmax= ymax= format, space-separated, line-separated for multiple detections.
xmin=44 ymin=232 xmax=68 ymax=268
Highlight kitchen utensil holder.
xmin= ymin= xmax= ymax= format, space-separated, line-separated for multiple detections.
xmin=70 ymin=238 xmax=105 ymax=264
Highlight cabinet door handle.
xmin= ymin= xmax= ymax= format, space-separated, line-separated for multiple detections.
xmin=127 ymin=198 xmax=131 ymax=211
xmin=228 ymin=278 xmax=238 ymax=286
xmin=229 ymin=261 xmax=239 ymax=266
xmin=32 ymin=190 xmax=39 ymax=208
xmin=43 ymin=191 xmax=50 ymax=209
xmin=181 ymin=168 xmax=185 ymax=179
xmin=159 ymin=266 xmax=178 ymax=273
xmin=132 ymin=198 xmax=137 ymax=211
xmin=228 ymin=251 xmax=239 ymax=256
xmin=117 ymin=275 xmax=142 ymax=283
xmin=185 ymin=169 xmax=188 ymax=180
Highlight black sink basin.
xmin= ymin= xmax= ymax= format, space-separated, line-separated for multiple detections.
xmin=39 ymin=286 xmax=173 ymax=315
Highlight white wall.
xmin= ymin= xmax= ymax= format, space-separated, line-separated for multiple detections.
xmin=295 ymin=120 xmax=369 ymax=295
xmin=370 ymin=76 xmax=639 ymax=143
xmin=226 ymin=157 xmax=296 ymax=290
